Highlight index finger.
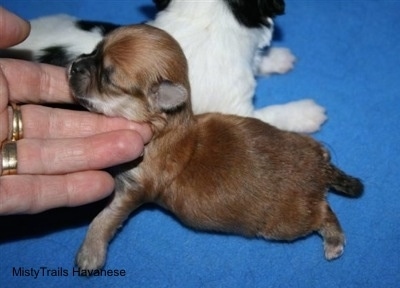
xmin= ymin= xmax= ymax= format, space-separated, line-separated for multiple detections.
xmin=0 ymin=58 xmax=73 ymax=103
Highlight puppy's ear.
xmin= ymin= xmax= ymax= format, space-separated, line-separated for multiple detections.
xmin=149 ymin=81 xmax=188 ymax=112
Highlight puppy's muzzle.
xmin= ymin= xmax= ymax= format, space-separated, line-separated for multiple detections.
xmin=69 ymin=58 xmax=92 ymax=77
xmin=68 ymin=57 xmax=97 ymax=109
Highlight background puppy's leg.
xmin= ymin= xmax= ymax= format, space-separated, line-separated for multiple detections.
xmin=76 ymin=191 xmax=143 ymax=270
xmin=257 ymin=47 xmax=296 ymax=75
xmin=253 ymin=99 xmax=327 ymax=133
xmin=318 ymin=203 xmax=346 ymax=260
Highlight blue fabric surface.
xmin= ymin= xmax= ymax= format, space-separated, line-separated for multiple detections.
xmin=1 ymin=0 xmax=399 ymax=287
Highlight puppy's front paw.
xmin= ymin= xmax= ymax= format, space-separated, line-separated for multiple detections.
xmin=76 ymin=241 xmax=107 ymax=270
xmin=255 ymin=99 xmax=327 ymax=133
xmin=257 ymin=47 xmax=296 ymax=75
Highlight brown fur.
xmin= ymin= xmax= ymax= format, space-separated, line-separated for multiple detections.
xmin=68 ymin=24 xmax=363 ymax=270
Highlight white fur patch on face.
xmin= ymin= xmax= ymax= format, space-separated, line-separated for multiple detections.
xmin=83 ymin=94 xmax=141 ymax=120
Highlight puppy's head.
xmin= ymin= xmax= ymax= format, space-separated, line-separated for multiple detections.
xmin=68 ymin=24 xmax=191 ymax=124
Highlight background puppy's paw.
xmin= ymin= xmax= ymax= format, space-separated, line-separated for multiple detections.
xmin=257 ymin=47 xmax=296 ymax=75
xmin=76 ymin=241 xmax=106 ymax=270
xmin=254 ymin=99 xmax=327 ymax=133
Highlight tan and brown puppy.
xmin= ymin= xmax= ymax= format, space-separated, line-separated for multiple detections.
xmin=68 ymin=24 xmax=363 ymax=270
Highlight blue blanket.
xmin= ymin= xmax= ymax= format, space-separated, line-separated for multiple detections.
xmin=1 ymin=1 xmax=399 ymax=287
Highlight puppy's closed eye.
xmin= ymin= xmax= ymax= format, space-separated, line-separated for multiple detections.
xmin=101 ymin=66 xmax=114 ymax=85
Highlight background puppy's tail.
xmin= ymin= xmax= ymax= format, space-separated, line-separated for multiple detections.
xmin=329 ymin=165 xmax=364 ymax=197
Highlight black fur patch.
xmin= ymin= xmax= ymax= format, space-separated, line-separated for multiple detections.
xmin=76 ymin=20 xmax=120 ymax=36
xmin=37 ymin=46 xmax=72 ymax=67
xmin=153 ymin=0 xmax=171 ymax=11
xmin=224 ymin=0 xmax=285 ymax=28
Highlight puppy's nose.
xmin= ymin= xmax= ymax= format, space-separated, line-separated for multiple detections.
xmin=70 ymin=60 xmax=89 ymax=75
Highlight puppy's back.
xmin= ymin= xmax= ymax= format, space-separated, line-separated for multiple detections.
xmin=191 ymin=113 xmax=330 ymax=185
xmin=162 ymin=113 xmax=331 ymax=236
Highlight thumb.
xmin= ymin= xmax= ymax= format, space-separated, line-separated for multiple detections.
xmin=0 ymin=7 xmax=30 ymax=48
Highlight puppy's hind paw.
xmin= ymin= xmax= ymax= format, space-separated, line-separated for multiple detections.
xmin=257 ymin=47 xmax=296 ymax=75
xmin=76 ymin=242 xmax=107 ymax=271
xmin=324 ymin=241 xmax=344 ymax=261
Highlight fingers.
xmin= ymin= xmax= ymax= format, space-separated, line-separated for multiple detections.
xmin=0 ymin=59 xmax=72 ymax=103
xmin=15 ymin=130 xmax=145 ymax=175
xmin=0 ymin=8 xmax=30 ymax=48
xmin=0 ymin=171 xmax=115 ymax=214
xmin=21 ymin=104 xmax=152 ymax=143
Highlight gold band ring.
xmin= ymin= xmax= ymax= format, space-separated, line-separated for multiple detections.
xmin=1 ymin=141 xmax=18 ymax=176
xmin=10 ymin=103 xmax=23 ymax=141
xmin=1 ymin=104 xmax=22 ymax=175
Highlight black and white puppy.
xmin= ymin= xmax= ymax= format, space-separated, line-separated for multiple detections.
xmin=5 ymin=0 xmax=326 ymax=132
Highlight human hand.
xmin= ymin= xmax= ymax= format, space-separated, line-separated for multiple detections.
xmin=0 ymin=8 xmax=152 ymax=215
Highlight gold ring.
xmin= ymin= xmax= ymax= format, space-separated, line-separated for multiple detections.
xmin=10 ymin=103 xmax=23 ymax=141
xmin=1 ymin=141 xmax=18 ymax=176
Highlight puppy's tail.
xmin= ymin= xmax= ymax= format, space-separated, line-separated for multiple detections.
xmin=329 ymin=165 xmax=364 ymax=197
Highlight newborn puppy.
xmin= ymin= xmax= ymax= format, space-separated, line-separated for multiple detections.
xmin=68 ymin=24 xmax=363 ymax=270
